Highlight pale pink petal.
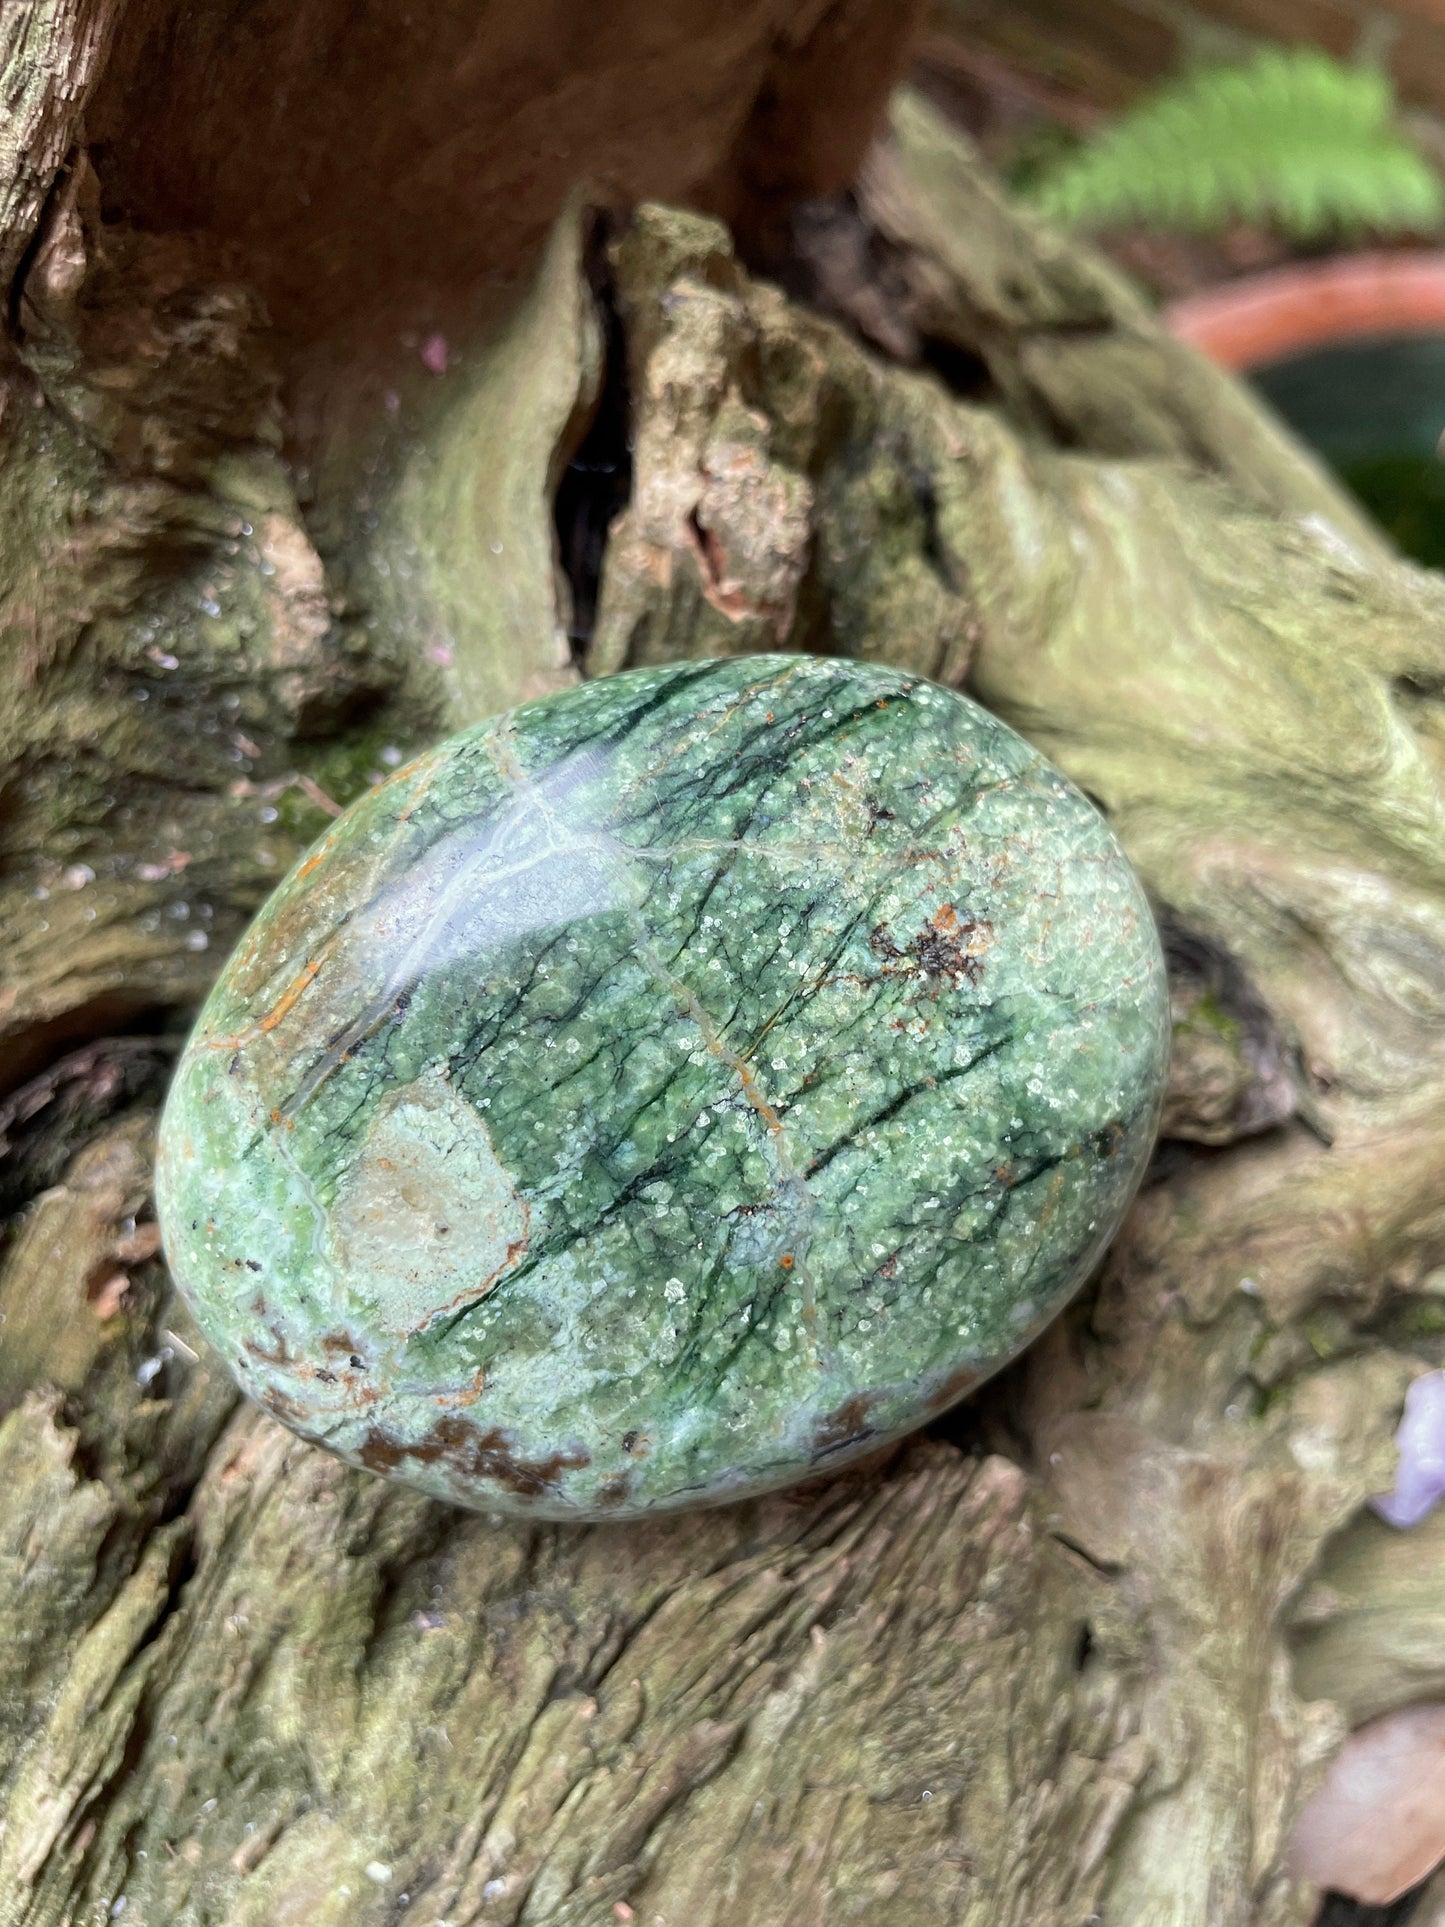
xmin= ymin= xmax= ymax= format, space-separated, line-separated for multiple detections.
xmin=1373 ymin=1372 xmax=1445 ymax=1528
xmin=1289 ymin=1703 xmax=1445 ymax=1904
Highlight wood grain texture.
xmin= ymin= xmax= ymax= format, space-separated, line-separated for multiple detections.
xmin=0 ymin=0 xmax=115 ymax=289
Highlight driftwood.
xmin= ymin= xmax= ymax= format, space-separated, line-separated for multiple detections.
xmin=2 ymin=6 xmax=1445 ymax=1923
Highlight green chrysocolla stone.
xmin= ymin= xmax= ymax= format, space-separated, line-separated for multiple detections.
xmin=157 ymin=655 xmax=1168 ymax=1519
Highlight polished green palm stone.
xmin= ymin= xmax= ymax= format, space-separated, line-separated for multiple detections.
xmin=156 ymin=655 xmax=1168 ymax=1519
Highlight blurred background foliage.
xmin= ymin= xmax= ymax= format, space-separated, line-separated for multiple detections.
xmin=918 ymin=4 xmax=1445 ymax=571
xmin=1024 ymin=48 xmax=1441 ymax=239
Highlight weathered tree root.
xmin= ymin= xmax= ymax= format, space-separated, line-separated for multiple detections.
xmin=2 ymin=7 xmax=1444 ymax=1922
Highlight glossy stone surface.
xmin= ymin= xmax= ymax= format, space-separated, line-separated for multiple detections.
xmin=157 ymin=656 xmax=1168 ymax=1519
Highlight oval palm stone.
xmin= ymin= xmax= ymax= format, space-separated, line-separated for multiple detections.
xmin=157 ymin=655 xmax=1168 ymax=1518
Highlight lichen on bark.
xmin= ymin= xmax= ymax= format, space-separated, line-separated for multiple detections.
xmin=2 ymin=7 xmax=1445 ymax=1925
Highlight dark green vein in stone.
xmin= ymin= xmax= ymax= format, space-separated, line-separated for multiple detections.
xmin=803 ymin=1033 xmax=1013 ymax=1179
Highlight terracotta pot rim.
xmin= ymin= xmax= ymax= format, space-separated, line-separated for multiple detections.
xmin=1164 ymin=250 xmax=1445 ymax=371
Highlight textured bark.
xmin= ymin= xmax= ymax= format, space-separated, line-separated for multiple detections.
xmin=2 ymin=6 xmax=1444 ymax=1925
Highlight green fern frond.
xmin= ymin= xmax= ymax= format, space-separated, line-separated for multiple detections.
xmin=1026 ymin=48 xmax=1444 ymax=240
